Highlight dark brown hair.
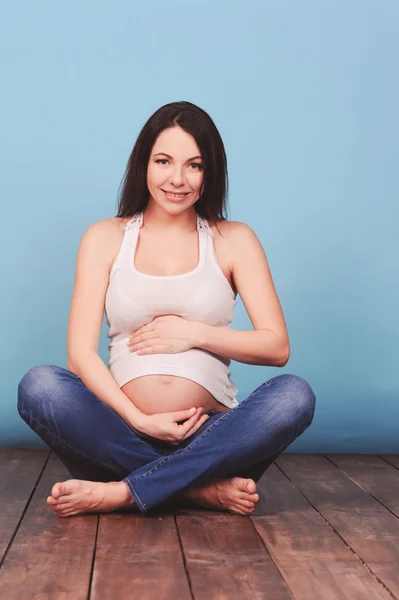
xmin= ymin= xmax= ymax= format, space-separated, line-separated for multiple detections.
xmin=115 ymin=101 xmax=230 ymax=227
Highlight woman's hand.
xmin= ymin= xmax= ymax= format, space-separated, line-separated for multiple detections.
xmin=134 ymin=407 xmax=210 ymax=445
xmin=128 ymin=315 xmax=201 ymax=355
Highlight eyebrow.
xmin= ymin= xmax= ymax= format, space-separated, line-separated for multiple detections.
xmin=153 ymin=152 xmax=203 ymax=161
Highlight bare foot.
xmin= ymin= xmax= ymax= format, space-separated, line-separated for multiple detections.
xmin=46 ymin=479 xmax=136 ymax=518
xmin=183 ymin=477 xmax=260 ymax=515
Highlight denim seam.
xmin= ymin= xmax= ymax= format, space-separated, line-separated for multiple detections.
xmin=19 ymin=376 xmax=167 ymax=461
xmin=130 ymin=409 xmax=235 ymax=482
xmin=129 ymin=383 xmax=275 ymax=483
xmin=128 ymin=382 xmax=308 ymax=509
xmin=123 ymin=477 xmax=146 ymax=513
xmin=18 ymin=408 xmax=119 ymax=473
xmin=228 ymin=381 xmax=272 ymax=411
xmin=131 ymin=422 xmax=311 ymax=512
xmin=128 ymin=377 xmax=288 ymax=484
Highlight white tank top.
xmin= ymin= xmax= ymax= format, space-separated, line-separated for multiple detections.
xmin=104 ymin=210 xmax=239 ymax=409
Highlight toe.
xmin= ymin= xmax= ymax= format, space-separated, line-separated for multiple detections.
xmin=55 ymin=510 xmax=73 ymax=518
xmin=232 ymin=507 xmax=249 ymax=515
xmin=239 ymin=492 xmax=255 ymax=501
xmin=52 ymin=502 xmax=72 ymax=511
xmin=246 ymin=493 xmax=259 ymax=502
xmin=52 ymin=479 xmax=80 ymax=501
xmin=240 ymin=500 xmax=255 ymax=509
xmin=245 ymin=479 xmax=257 ymax=494
xmin=51 ymin=482 xmax=64 ymax=499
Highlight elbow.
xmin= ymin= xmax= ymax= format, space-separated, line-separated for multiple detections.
xmin=260 ymin=332 xmax=290 ymax=367
xmin=277 ymin=354 xmax=290 ymax=367
xmin=275 ymin=340 xmax=290 ymax=367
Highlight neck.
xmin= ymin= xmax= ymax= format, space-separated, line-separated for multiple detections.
xmin=142 ymin=202 xmax=198 ymax=234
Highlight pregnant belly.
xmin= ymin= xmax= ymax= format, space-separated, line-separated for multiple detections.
xmin=121 ymin=374 xmax=231 ymax=415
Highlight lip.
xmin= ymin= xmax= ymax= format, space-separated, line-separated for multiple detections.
xmin=162 ymin=190 xmax=190 ymax=195
xmin=162 ymin=190 xmax=191 ymax=201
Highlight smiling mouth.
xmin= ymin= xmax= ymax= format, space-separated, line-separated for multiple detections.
xmin=162 ymin=190 xmax=190 ymax=199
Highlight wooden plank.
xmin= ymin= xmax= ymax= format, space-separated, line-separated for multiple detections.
xmin=272 ymin=454 xmax=398 ymax=599
xmin=176 ymin=509 xmax=292 ymax=600
xmin=0 ymin=448 xmax=50 ymax=564
xmin=327 ymin=454 xmax=399 ymax=517
xmin=251 ymin=459 xmax=392 ymax=600
xmin=0 ymin=452 xmax=97 ymax=600
xmin=92 ymin=511 xmax=191 ymax=600
xmin=380 ymin=455 xmax=399 ymax=470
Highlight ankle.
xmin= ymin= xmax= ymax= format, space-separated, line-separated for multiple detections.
xmin=117 ymin=481 xmax=136 ymax=506
xmin=180 ymin=485 xmax=204 ymax=504
xmin=181 ymin=486 xmax=195 ymax=501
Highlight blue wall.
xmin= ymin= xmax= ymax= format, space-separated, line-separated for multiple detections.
xmin=2 ymin=1 xmax=398 ymax=452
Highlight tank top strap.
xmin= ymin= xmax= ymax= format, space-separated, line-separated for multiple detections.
xmin=125 ymin=211 xmax=143 ymax=231
xmin=125 ymin=210 xmax=213 ymax=274
xmin=110 ymin=210 xmax=215 ymax=280
xmin=108 ymin=213 xmax=141 ymax=279
xmin=197 ymin=214 xmax=215 ymax=238
xmin=125 ymin=210 xmax=213 ymax=237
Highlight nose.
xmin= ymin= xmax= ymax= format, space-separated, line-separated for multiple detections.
xmin=169 ymin=165 xmax=185 ymax=187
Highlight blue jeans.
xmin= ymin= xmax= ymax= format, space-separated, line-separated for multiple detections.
xmin=17 ymin=365 xmax=316 ymax=515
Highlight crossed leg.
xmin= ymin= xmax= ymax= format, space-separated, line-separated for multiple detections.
xmin=17 ymin=365 xmax=315 ymax=517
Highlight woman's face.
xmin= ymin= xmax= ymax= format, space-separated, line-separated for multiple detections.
xmin=146 ymin=126 xmax=204 ymax=212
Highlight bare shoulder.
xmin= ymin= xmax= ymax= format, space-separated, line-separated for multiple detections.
xmin=209 ymin=218 xmax=254 ymax=238
xmin=109 ymin=215 xmax=134 ymax=231
xmin=103 ymin=215 xmax=132 ymax=233
xmin=209 ymin=218 xmax=258 ymax=256
xmin=82 ymin=216 xmax=127 ymax=236
xmin=81 ymin=216 xmax=132 ymax=268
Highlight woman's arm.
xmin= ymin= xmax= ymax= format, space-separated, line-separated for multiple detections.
xmin=67 ymin=220 xmax=145 ymax=429
xmin=195 ymin=324 xmax=288 ymax=366
xmin=196 ymin=221 xmax=290 ymax=366
xmin=68 ymin=351 xmax=144 ymax=428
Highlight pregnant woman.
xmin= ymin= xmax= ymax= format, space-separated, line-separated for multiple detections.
xmin=17 ymin=101 xmax=316 ymax=518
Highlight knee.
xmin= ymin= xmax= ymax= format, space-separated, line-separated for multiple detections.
xmin=273 ymin=373 xmax=316 ymax=428
xmin=17 ymin=364 xmax=61 ymax=417
xmin=287 ymin=374 xmax=316 ymax=427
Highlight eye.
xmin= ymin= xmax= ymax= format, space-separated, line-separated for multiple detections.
xmin=154 ymin=159 xmax=203 ymax=170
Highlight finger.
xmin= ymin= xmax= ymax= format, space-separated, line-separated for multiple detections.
xmin=184 ymin=413 xmax=209 ymax=434
xmin=175 ymin=410 xmax=204 ymax=426
xmin=181 ymin=414 xmax=210 ymax=440
xmin=175 ymin=407 xmax=204 ymax=427
xmin=177 ymin=410 xmax=205 ymax=435
xmin=172 ymin=407 xmax=202 ymax=422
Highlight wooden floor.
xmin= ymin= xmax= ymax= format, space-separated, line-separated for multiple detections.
xmin=1 ymin=450 xmax=399 ymax=599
